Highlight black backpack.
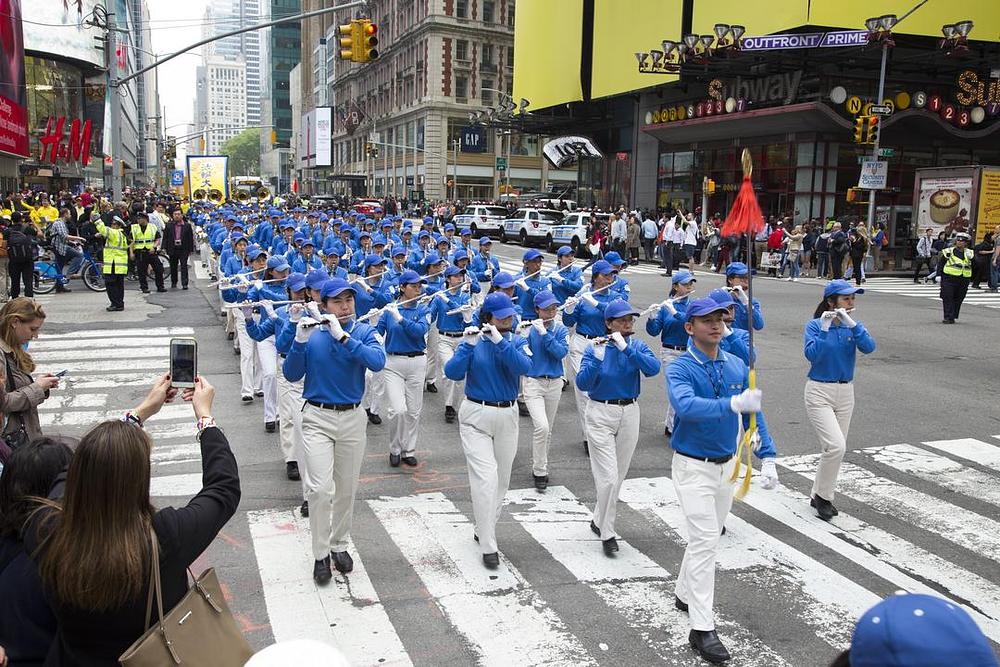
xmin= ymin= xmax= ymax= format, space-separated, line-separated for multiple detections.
xmin=6 ymin=228 xmax=33 ymax=262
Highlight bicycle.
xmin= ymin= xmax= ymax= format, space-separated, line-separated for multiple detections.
xmin=34 ymin=248 xmax=106 ymax=294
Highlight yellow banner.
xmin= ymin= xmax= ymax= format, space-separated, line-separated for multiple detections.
xmin=186 ymin=155 xmax=229 ymax=201
xmin=692 ymin=0 xmax=807 ymax=40
xmin=808 ymin=0 xmax=1000 ymax=41
xmin=591 ymin=0 xmax=683 ymax=100
xmin=976 ymin=169 xmax=1000 ymax=244
xmin=513 ymin=0 xmax=584 ymax=113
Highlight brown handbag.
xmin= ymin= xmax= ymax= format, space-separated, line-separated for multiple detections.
xmin=119 ymin=529 xmax=255 ymax=666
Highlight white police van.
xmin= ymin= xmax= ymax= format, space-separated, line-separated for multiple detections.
xmin=499 ymin=208 xmax=565 ymax=247
xmin=547 ymin=211 xmax=610 ymax=255
xmin=452 ymin=204 xmax=510 ymax=239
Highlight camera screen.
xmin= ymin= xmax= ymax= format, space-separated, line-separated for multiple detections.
xmin=170 ymin=342 xmax=196 ymax=384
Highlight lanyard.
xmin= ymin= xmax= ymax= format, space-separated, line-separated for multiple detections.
xmin=687 ymin=347 xmax=725 ymax=398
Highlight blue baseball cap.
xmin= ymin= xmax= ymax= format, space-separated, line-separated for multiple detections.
xmin=292 ymin=232 xmax=305 ymax=243
xmin=323 ymin=242 xmax=344 ymax=257
xmin=417 ymin=230 xmax=431 ymax=240
xmin=556 ymin=245 xmax=575 ymax=257
xmin=444 ymin=265 xmax=466 ymax=277
xmin=320 ymin=278 xmax=356 ymax=300
xmin=391 ymin=245 xmax=408 ymax=257
xmin=725 ymin=262 xmax=749 ymax=276
xmin=422 ymin=216 xmax=434 ymax=225
xmin=364 ymin=254 xmax=387 ymax=269
xmin=381 ymin=220 xmax=393 ymax=228
xmin=397 ymin=269 xmax=426 ymax=285
xmin=285 ymin=273 xmax=307 ymax=293
xmin=604 ymin=299 xmax=640 ymax=320
xmin=280 ymin=221 xmax=296 ymax=230
xmin=522 ymin=248 xmax=543 ymax=262
xmin=672 ymin=269 xmax=696 ymax=285
xmin=685 ymin=297 xmax=730 ymax=321
xmin=246 ymin=245 xmax=265 ymax=261
xmin=460 ymin=227 xmax=472 ymax=236
xmin=850 ymin=593 xmax=998 ymax=667
xmin=603 ymin=251 xmax=626 ymax=266
xmin=452 ymin=249 xmax=469 ymax=263
xmin=478 ymin=237 xmax=492 ymax=246
xmin=492 ymin=272 xmax=516 ymax=289
xmin=372 ymin=234 xmax=387 ymax=247
xmin=823 ymin=279 xmax=865 ymax=298
xmin=534 ymin=290 xmax=558 ymax=310
xmin=425 ymin=251 xmax=443 ymax=265
xmin=483 ymin=292 xmax=518 ymax=319
xmin=304 ymin=269 xmax=331 ymax=290
xmin=590 ymin=260 xmax=615 ymax=276
xmin=230 ymin=232 xmax=245 ymax=243
xmin=301 ymin=238 xmax=315 ymax=248
xmin=266 ymin=255 xmax=289 ymax=271
xmin=359 ymin=230 xmax=372 ymax=240
xmin=708 ymin=288 xmax=736 ymax=307
xmin=444 ymin=223 xmax=455 ymax=232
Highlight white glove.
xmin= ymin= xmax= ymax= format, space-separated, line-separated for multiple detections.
xmin=532 ymin=318 xmax=547 ymax=335
xmin=750 ymin=430 xmax=762 ymax=453
xmin=323 ymin=314 xmax=346 ymax=340
xmin=289 ymin=303 xmax=304 ymax=322
xmin=562 ymin=297 xmax=578 ymax=314
xmin=549 ymin=272 xmax=563 ymax=284
xmin=462 ymin=325 xmax=480 ymax=346
xmin=261 ymin=302 xmax=277 ymax=318
xmin=516 ymin=278 xmax=530 ymax=291
xmin=820 ymin=310 xmax=836 ymax=332
xmin=836 ymin=308 xmax=857 ymax=328
xmin=581 ymin=291 xmax=599 ymax=307
xmin=357 ymin=279 xmax=372 ymax=293
xmin=591 ymin=342 xmax=606 ymax=361
xmin=485 ymin=267 xmax=493 ymax=278
xmin=731 ymin=286 xmax=749 ymax=306
xmin=306 ymin=302 xmax=323 ymax=320
xmin=610 ymin=331 xmax=628 ymax=351
xmin=295 ymin=317 xmax=318 ymax=343
xmin=729 ymin=388 xmax=762 ymax=414
xmin=760 ymin=458 xmax=779 ymax=490
xmin=237 ymin=280 xmax=250 ymax=293
xmin=240 ymin=305 xmax=254 ymax=319
xmin=435 ymin=290 xmax=450 ymax=302
xmin=482 ymin=323 xmax=503 ymax=344
xmin=387 ymin=302 xmax=403 ymax=322
xmin=373 ymin=331 xmax=385 ymax=345
xmin=722 ymin=323 xmax=733 ymax=337
xmin=253 ymin=279 xmax=264 ymax=290
xmin=661 ymin=299 xmax=677 ymax=316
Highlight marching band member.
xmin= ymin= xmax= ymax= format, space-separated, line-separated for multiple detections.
xmin=602 ymin=251 xmax=632 ymax=300
xmin=292 ymin=239 xmax=323 ymax=274
xmin=804 ymin=280 xmax=876 ymax=521
xmin=304 ymin=268 xmax=331 ymax=304
xmin=355 ymin=255 xmax=393 ymax=426
xmin=269 ymin=221 xmax=296 ymax=256
xmin=547 ymin=246 xmax=585 ymax=305
xmin=243 ymin=254 xmax=291 ymax=432
xmin=514 ymin=249 xmax=551 ymax=321
xmin=458 ymin=227 xmax=475 ymax=254
xmin=521 ymin=290 xmax=569 ymax=491
xmin=561 ymin=260 xmax=617 ymax=454
xmin=387 ymin=245 xmax=409 ymax=286
xmin=284 ymin=277 xmax=386 ymax=584
xmin=470 ymin=237 xmax=500 ymax=283
xmin=407 ymin=230 xmax=433 ymax=273
xmin=449 ymin=250 xmax=481 ymax=295
xmin=576 ymin=299 xmax=660 ymax=555
xmin=321 ymin=244 xmax=349 ymax=279
xmin=646 ymin=269 xmax=696 ymax=436
xmin=444 ymin=292 xmax=533 ymax=569
xmin=376 ymin=269 xmax=432 ymax=467
xmin=422 ymin=252 xmax=446 ymax=393
xmin=226 ymin=244 xmax=266 ymax=402
xmin=724 ymin=262 xmax=764 ymax=331
xmin=430 ymin=265 xmax=475 ymax=423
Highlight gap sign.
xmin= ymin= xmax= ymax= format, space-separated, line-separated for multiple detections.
xmin=461 ymin=126 xmax=486 ymax=153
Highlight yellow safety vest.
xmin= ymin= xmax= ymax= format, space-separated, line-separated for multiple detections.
xmin=130 ymin=224 xmax=157 ymax=250
xmin=942 ymin=246 xmax=973 ymax=278
xmin=96 ymin=221 xmax=129 ymax=274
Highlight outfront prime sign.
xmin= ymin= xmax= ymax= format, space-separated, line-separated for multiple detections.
xmin=741 ymin=30 xmax=868 ymax=52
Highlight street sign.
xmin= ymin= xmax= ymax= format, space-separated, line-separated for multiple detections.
xmin=870 ymin=104 xmax=893 ymax=115
xmin=495 ymin=156 xmax=507 ymax=171
xmin=170 ymin=170 xmax=185 ymax=186
xmin=878 ymin=148 xmax=896 ymax=158
xmin=858 ymin=160 xmax=888 ymax=190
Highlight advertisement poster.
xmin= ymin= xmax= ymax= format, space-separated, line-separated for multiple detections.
xmin=0 ymin=0 xmax=29 ymax=158
xmin=186 ymin=155 xmax=229 ymax=201
xmin=915 ymin=176 xmax=973 ymax=238
xmin=975 ymin=169 xmax=1000 ymax=243
xmin=21 ymin=0 xmax=104 ymax=68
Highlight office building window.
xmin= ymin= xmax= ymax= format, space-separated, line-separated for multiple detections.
xmin=482 ymin=1 xmax=494 ymax=22
xmin=456 ymin=39 xmax=468 ymax=61
xmin=455 ymin=75 xmax=468 ymax=100
xmin=456 ymin=0 xmax=468 ymax=18
xmin=481 ymin=79 xmax=493 ymax=106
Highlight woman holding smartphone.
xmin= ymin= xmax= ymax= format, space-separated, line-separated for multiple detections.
xmin=0 ymin=298 xmax=57 ymax=449
xmin=803 ymin=280 xmax=876 ymax=521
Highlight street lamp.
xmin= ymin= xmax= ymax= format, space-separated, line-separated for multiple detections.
xmin=940 ymin=20 xmax=974 ymax=55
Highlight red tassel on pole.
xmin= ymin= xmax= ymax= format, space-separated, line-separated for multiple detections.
xmin=720 ymin=149 xmax=765 ymax=238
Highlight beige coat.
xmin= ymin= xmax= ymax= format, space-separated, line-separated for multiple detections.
xmin=0 ymin=339 xmax=48 ymax=442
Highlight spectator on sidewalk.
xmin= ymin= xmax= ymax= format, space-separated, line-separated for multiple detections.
xmin=641 ymin=212 xmax=658 ymax=262
xmin=912 ymin=227 xmax=935 ymax=283
xmin=163 ymin=208 xmax=195 ymax=290
xmin=626 ymin=214 xmax=641 ymax=265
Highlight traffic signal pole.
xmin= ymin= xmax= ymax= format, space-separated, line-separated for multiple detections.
xmin=866 ymin=42 xmax=888 ymax=231
xmin=104 ymin=0 xmax=369 ymax=202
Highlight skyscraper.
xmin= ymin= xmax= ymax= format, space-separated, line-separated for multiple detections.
xmin=204 ymin=0 xmax=261 ymax=129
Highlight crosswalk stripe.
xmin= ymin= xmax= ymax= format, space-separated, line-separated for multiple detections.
xmin=247 ymin=509 xmax=411 ymax=667
xmin=150 ymin=472 xmax=202 ymax=497
xmin=922 ymin=437 xmax=1000 ymax=469
xmin=845 ymin=279 xmax=1000 ymax=309
xmin=151 ymin=442 xmax=201 ymax=466
xmin=31 ymin=347 xmax=171 ymax=362
xmin=619 ymin=477 xmax=877 ymax=651
xmin=505 ymin=487 xmax=792 ymax=666
xmin=858 ymin=444 xmax=1000 ymax=509
xmin=37 ymin=359 xmax=168 ymax=373
xmin=59 ymin=373 xmax=166 ymax=390
xmin=39 ymin=403 xmax=191 ymax=427
xmin=368 ymin=493 xmax=596 ymax=666
xmin=36 ymin=393 xmax=108 ymax=410
xmin=779 ymin=456 xmax=1000 ymax=563
xmin=38 ymin=327 xmax=194 ymax=340
xmin=30 ymin=337 xmax=178 ymax=351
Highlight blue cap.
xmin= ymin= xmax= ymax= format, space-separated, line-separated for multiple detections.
xmin=590 ymin=260 xmax=615 ymax=276
xmin=304 ymin=269 xmax=331 ymax=290
xmin=372 ymin=234 xmax=387 ymax=246
xmin=306 ymin=210 xmax=319 ymax=217
xmin=556 ymin=245 xmax=575 ymax=257
xmin=492 ymin=272 xmax=516 ymax=289
xmin=285 ymin=273 xmax=307 ymax=292
xmin=823 ymin=279 xmax=865 ymax=298
xmin=401 ymin=227 xmax=413 ymax=235
xmin=604 ymin=251 xmax=626 ymax=266
xmin=381 ymin=220 xmax=393 ymax=228
xmin=417 ymin=230 xmax=431 ymax=240
xmin=231 ymin=222 xmax=245 ymax=231
xmin=246 ymin=245 xmax=265 ymax=261
xmin=708 ymin=288 xmax=736 ymax=307
xmin=292 ymin=232 xmax=305 ymax=243
xmin=359 ymin=230 xmax=372 ymax=240
xmin=479 ymin=237 xmax=492 ymax=246
xmin=323 ymin=242 xmax=344 ymax=257
xmin=850 ymin=593 xmax=998 ymax=667
xmin=725 ymin=262 xmax=749 ymax=276
xmin=522 ymin=248 xmax=543 ymax=262
xmin=391 ymin=245 xmax=408 ymax=257
xmin=436 ymin=235 xmax=450 ymax=246
xmin=266 ymin=255 xmax=290 ymax=272
xmin=444 ymin=265 xmax=466 ymax=277
xmin=230 ymin=232 xmax=246 ymax=243
xmin=397 ymin=269 xmax=425 ymax=285
xmin=460 ymin=227 xmax=471 ymax=236
xmin=301 ymin=238 xmax=315 ymax=248
xmin=444 ymin=223 xmax=455 ymax=232
xmin=423 ymin=216 xmax=434 ymax=225
xmin=604 ymin=299 xmax=640 ymax=320
xmin=685 ymin=297 xmax=730 ymax=321
xmin=672 ymin=269 xmax=696 ymax=285
xmin=320 ymin=278 xmax=356 ymax=300
xmin=483 ymin=292 xmax=518 ymax=319
xmin=364 ymin=254 xmax=387 ymax=269
xmin=452 ymin=249 xmax=469 ymax=263
xmin=425 ymin=251 xmax=443 ymax=265
xmin=534 ymin=290 xmax=558 ymax=310
xmin=280 ymin=221 xmax=296 ymax=230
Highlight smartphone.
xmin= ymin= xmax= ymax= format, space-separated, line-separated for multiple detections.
xmin=169 ymin=338 xmax=197 ymax=389
xmin=55 ymin=369 xmax=69 ymax=377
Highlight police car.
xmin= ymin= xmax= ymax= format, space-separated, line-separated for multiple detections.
xmin=452 ymin=204 xmax=510 ymax=239
xmin=499 ymin=208 xmax=565 ymax=247
xmin=547 ymin=211 xmax=610 ymax=255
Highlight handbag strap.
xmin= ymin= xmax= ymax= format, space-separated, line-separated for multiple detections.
xmin=143 ymin=526 xmax=162 ymax=631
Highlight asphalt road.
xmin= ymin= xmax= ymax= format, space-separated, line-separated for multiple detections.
xmin=33 ymin=245 xmax=1000 ymax=666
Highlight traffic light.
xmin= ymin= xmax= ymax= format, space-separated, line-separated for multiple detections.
xmin=853 ymin=116 xmax=867 ymax=143
xmin=365 ymin=142 xmax=379 ymax=158
xmin=337 ymin=22 xmax=356 ymax=60
xmin=357 ymin=19 xmax=378 ymax=63
xmin=865 ymin=115 xmax=880 ymax=145
xmin=705 ymin=178 xmax=716 ymax=195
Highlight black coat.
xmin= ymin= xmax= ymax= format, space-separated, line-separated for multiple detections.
xmin=162 ymin=220 xmax=195 ymax=255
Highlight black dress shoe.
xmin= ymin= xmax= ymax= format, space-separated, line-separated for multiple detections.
xmin=366 ymin=409 xmax=382 ymax=425
xmin=425 ymin=382 xmax=438 ymax=393
xmin=156 ymin=288 xmax=168 ymax=293
xmin=811 ymin=495 xmax=838 ymax=521
xmin=313 ymin=556 xmax=332 ymax=584
xmin=482 ymin=552 xmax=499 ymax=569
xmin=562 ymin=379 xmax=568 ymax=392
xmin=533 ymin=474 xmax=548 ymax=491
xmin=675 ymin=596 xmax=689 ymax=612
xmin=299 ymin=500 xmax=309 ymax=517
xmin=389 ymin=453 xmax=401 ymax=467
xmin=583 ymin=440 xmax=589 ymax=457
xmin=254 ymin=390 xmax=264 ymax=398
xmin=517 ymin=400 xmax=530 ymax=417
xmin=689 ymin=629 xmax=731 ymax=663
xmin=331 ymin=550 xmax=353 ymax=573
xmin=182 ymin=285 xmax=189 ymax=290
xmin=286 ymin=461 xmax=300 ymax=481
xmin=141 ymin=288 xmax=150 ymax=294
xmin=445 ymin=405 xmax=457 ymax=423
xmin=602 ymin=537 xmax=619 ymax=556
xmin=401 ymin=455 xmax=418 ymax=467
xmin=227 ymin=332 xmax=235 ymax=340
xmin=590 ymin=520 xmax=601 ymax=537
xmin=241 ymin=395 xmax=253 ymax=402
xmin=265 ymin=421 xmax=276 ymax=433
xmin=664 ymin=425 xmax=672 ymax=437
xmin=721 ymin=525 xmax=727 ymax=536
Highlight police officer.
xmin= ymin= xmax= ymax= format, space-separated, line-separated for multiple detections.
xmin=130 ymin=212 xmax=166 ymax=294
xmin=939 ymin=232 xmax=974 ymax=324
xmin=95 ymin=215 xmax=129 ymax=311
xmin=666 ymin=297 xmax=767 ymax=663
xmin=576 ymin=299 xmax=660 ymax=555
xmin=444 ymin=292 xmax=532 ymax=569
xmin=283 ymin=277 xmax=386 ymax=584
xmin=646 ymin=269 xmax=696 ymax=436
xmin=521 ymin=290 xmax=569 ymax=491
xmin=724 ymin=262 xmax=764 ymax=331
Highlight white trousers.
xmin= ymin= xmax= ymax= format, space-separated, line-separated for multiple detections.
xmin=383 ymin=354 xmax=426 ymax=455
xmin=424 ymin=327 xmax=440 ymax=383
xmin=437 ymin=333 xmax=464 ymax=407
xmin=585 ymin=401 xmax=640 ymax=539
xmin=225 ymin=306 xmax=237 ymax=336
xmin=234 ymin=316 xmax=260 ymax=397
xmin=523 ymin=376 xmax=563 ymax=476
xmin=276 ymin=370 xmax=307 ymax=500
xmin=568 ymin=333 xmax=592 ymax=441
xmin=361 ymin=368 xmax=385 ymax=416
xmin=257 ymin=337 xmax=279 ymax=422
xmin=661 ymin=347 xmax=685 ymax=429
xmin=458 ymin=399 xmax=518 ymax=554
xmin=672 ymin=452 xmax=738 ymax=631
xmin=804 ymin=380 xmax=855 ymax=501
xmin=301 ymin=404 xmax=366 ymax=559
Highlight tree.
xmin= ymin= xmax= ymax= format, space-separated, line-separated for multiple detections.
xmin=219 ymin=128 xmax=260 ymax=175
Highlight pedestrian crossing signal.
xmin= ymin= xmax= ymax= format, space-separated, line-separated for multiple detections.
xmin=853 ymin=116 xmax=867 ymax=144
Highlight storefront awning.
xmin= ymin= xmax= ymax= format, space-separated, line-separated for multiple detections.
xmin=641 ymin=102 xmax=849 ymax=144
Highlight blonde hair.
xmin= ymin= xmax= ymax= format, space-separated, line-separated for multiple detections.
xmin=0 ymin=298 xmax=46 ymax=373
